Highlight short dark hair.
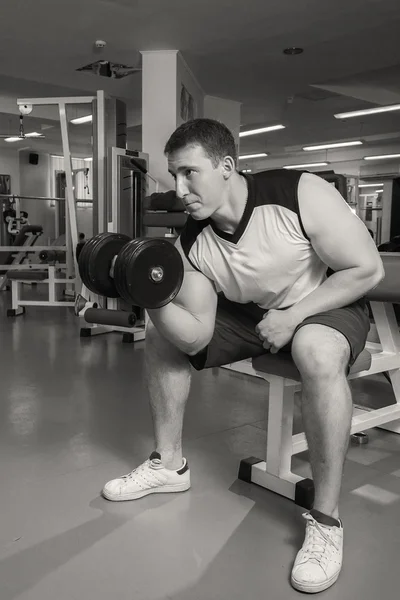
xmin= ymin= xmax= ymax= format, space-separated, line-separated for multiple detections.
xmin=164 ymin=118 xmax=237 ymax=167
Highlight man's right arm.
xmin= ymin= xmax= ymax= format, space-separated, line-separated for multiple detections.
xmin=146 ymin=236 xmax=218 ymax=355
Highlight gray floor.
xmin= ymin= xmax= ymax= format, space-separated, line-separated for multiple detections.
xmin=1 ymin=295 xmax=400 ymax=600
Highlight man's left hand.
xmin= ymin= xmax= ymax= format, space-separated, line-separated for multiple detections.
xmin=255 ymin=309 xmax=301 ymax=353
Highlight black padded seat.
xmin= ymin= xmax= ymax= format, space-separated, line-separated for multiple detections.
xmin=7 ymin=270 xmax=48 ymax=281
xmin=252 ymin=348 xmax=372 ymax=381
xmin=143 ymin=212 xmax=188 ymax=228
xmin=0 ymin=225 xmax=44 ymax=273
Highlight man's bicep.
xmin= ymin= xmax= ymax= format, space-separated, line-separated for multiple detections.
xmin=299 ymin=173 xmax=383 ymax=275
xmin=173 ymin=236 xmax=218 ymax=330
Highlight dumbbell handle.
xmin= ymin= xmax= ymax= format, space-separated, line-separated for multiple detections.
xmin=109 ymin=254 xmax=164 ymax=283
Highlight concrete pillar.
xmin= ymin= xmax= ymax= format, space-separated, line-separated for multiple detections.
xmin=141 ymin=50 xmax=204 ymax=192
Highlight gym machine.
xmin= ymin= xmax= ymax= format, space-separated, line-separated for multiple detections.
xmin=0 ymin=192 xmax=74 ymax=313
xmin=76 ymin=147 xmax=155 ymax=342
xmin=76 ymin=152 xmax=189 ymax=342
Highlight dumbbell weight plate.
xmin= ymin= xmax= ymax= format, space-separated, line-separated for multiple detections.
xmin=114 ymin=238 xmax=184 ymax=309
xmin=78 ymin=234 xmax=110 ymax=295
xmin=78 ymin=232 xmax=131 ymax=297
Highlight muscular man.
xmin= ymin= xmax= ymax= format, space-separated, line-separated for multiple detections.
xmin=102 ymin=119 xmax=384 ymax=593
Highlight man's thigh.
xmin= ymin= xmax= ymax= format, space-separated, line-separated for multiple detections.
xmin=188 ymin=295 xmax=266 ymax=371
xmin=291 ymin=299 xmax=370 ymax=374
xmin=188 ymin=296 xmax=370 ymax=373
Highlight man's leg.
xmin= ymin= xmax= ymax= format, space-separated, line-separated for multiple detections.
xmin=291 ymin=324 xmax=352 ymax=518
xmin=144 ymin=321 xmax=192 ymax=470
xmin=290 ymin=323 xmax=351 ymax=593
xmin=102 ymin=321 xmax=193 ymax=501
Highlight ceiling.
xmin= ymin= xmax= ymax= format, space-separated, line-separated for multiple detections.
xmin=1 ymin=0 xmax=400 ymax=175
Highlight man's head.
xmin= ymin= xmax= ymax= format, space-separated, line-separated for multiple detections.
xmin=164 ymin=118 xmax=238 ymax=220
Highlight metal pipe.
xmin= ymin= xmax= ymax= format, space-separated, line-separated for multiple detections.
xmin=0 ymin=246 xmax=67 ymax=252
xmin=17 ymin=96 xmax=95 ymax=106
xmin=0 ymin=193 xmax=94 ymax=203
xmin=59 ymin=101 xmax=79 ymax=284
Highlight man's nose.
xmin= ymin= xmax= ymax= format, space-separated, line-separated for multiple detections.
xmin=176 ymin=176 xmax=189 ymax=199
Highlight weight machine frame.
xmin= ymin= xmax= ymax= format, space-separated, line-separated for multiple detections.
xmin=77 ymin=147 xmax=154 ymax=342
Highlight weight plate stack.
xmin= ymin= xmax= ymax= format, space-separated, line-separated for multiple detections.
xmin=78 ymin=232 xmax=131 ymax=297
xmin=114 ymin=238 xmax=184 ymax=308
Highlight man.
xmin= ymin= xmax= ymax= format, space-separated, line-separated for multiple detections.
xmin=102 ymin=119 xmax=384 ymax=593
xmin=76 ymin=232 xmax=86 ymax=261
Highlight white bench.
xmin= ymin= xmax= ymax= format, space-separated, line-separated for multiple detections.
xmin=234 ymin=253 xmax=400 ymax=508
xmin=6 ymin=266 xmax=75 ymax=315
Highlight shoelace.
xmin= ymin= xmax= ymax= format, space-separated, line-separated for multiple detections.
xmin=301 ymin=515 xmax=340 ymax=567
xmin=123 ymin=458 xmax=163 ymax=480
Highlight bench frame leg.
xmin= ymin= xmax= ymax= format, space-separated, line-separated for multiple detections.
xmin=239 ymin=374 xmax=315 ymax=509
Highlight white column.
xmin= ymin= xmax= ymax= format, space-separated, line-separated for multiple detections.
xmin=141 ymin=50 xmax=178 ymax=192
xmin=141 ymin=50 xmax=205 ymax=192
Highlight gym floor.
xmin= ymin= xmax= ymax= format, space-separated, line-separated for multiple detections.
xmin=1 ymin=296 xmax=399 ymax=600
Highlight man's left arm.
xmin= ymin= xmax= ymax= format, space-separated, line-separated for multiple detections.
xmin=288 ymin=173 xmax=385 ymax=326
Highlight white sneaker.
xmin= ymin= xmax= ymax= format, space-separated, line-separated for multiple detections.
xmin=291 ymin=512 xmax=343 ymax=594
xmin=102 ymin=451 xmax=191 ymax=502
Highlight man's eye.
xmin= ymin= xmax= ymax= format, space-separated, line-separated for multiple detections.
xmin=185 ymin=169 xmax=194 ymax=177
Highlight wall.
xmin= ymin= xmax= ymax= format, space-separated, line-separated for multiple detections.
xmin=0 ymin=147 xmax=20 ymax=195
xmin=204 ymin=95 xmax=242 ymax=151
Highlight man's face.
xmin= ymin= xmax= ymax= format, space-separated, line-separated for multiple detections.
xmin=167 ymin=144 xmax=227 ymax=220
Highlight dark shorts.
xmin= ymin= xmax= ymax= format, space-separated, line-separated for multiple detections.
xmin=188 ymin=294 xmax=371 ymax=372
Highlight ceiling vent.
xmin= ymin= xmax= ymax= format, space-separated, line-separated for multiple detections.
xmin=77 ymin=60 xmax=141 ymax=79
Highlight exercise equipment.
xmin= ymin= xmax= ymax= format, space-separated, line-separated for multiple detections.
xmin=0 ymin=224 xmax=44 ymax=291
xmin=78 ymin=232 xmax=184 ymax=309
xmin=39 ymin=249 xmax=66 ymax=263
xmin=83 ymin=307 xmax=137 ymax=328
xmin=113 ymin=238 xmax=183 ymax=308
xmin=226 ymin=252 xmax=400 ymax=510
xmin=78 ymin=232 xmax=131 ymax=298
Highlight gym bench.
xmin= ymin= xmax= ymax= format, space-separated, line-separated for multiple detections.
xmin=6 ymin=265 xmax=75 ymax=316
xmin=225 ymin=253 xmax=400 ymax=509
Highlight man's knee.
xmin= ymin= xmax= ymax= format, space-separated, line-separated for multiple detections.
xmin=145 ymin=320 xmax=170 ymax=353
xmin=291 ymin=324 xmax=350 ymax=380
xmin=145 ymin=319 xmax=196 ymax=357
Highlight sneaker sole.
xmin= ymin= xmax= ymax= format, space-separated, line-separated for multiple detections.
xmin=291 ymin=570 xmax=340 ymax=594
xmin=102 ymin=481 xmax=191 ymax=502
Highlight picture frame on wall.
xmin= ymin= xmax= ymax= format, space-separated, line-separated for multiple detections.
xmin=0 ymin=174 xmax=11 ymax=195
xmin=180 ymin=84 xmax=195 ymax=122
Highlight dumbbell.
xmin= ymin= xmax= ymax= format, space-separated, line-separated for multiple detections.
xmin=78 ymin=232 xmax=184 ymax=309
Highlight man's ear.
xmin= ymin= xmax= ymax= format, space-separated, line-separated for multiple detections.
xmin=221 ymin=156 xmax=236 ymax=179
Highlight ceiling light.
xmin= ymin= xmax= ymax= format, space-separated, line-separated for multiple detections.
xmin=239 ymin=153 xmax=268 ymax=160
xmin=70 ymin=115 xmax=93 ymax=124
xmin=84 ymin=157 xmax=93 ymax=161
xmin=358 ymin=183 xmax=384 ymax=188
xmin=4 ymin=137 xmax=21 ymax=142
xmin=364 ymin=154 xmax=400 ymax=160
xmin=242 ymin=169 xmax=252 ymax=173
xmin=25 ymin=132 xmax=43 ymax=138
xmin=375 ymin=189 xmax=384 ymax=193
xmin=283 ymin=162 xmax=328 ymax=169
xmin=303 ymin=141 xmax=363 ymax=151
xmin=283 ymin=47 xmax=304 ymax=55
xmin=239 ymin=125 xmax=285 ymax=137
xmin=335 ymin=104 xmax=400 ymax=119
